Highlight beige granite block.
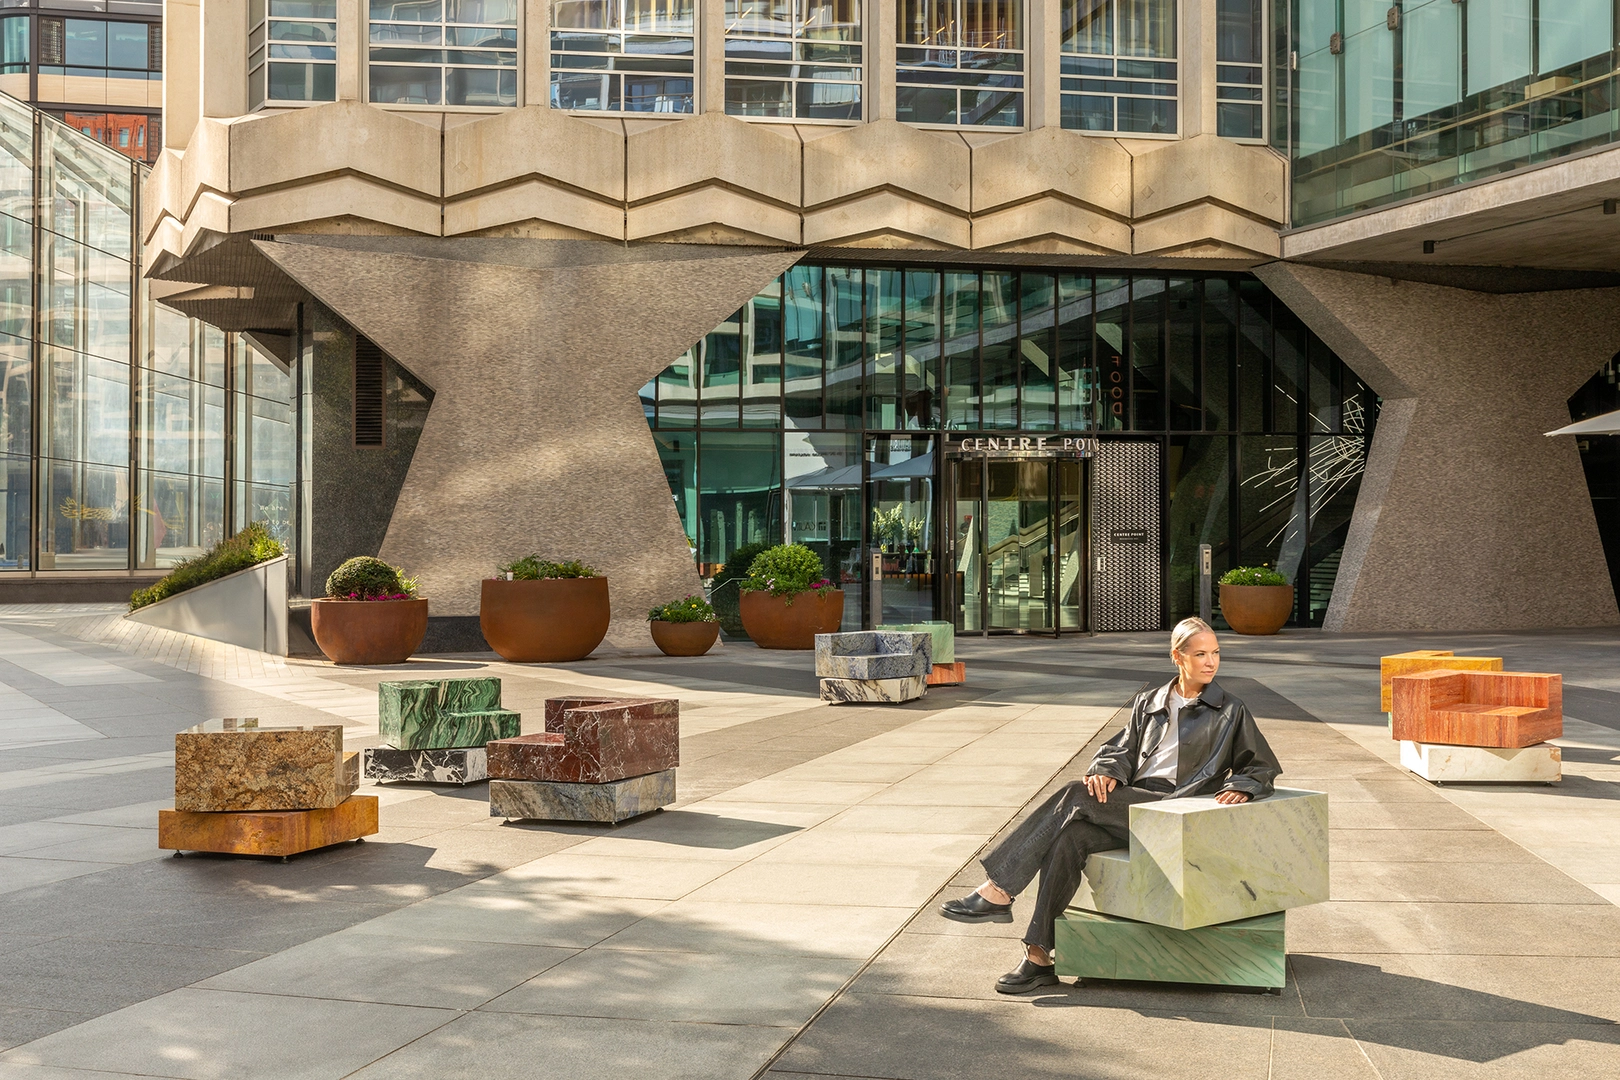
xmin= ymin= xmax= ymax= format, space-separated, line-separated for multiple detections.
xmin=175 ymin=718 xmax=355 ymax=812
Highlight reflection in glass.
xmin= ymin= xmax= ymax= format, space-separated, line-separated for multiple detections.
xmin=787 ymin=430 xmax=861 ymax=627
xmin=867 ymin=435 xmax=934 ymax=625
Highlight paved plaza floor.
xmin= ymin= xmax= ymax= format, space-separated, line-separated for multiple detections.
xmin=0 ymin=605 xmax=1618 ymax=1078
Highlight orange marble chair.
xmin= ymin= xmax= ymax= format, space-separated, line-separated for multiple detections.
xmin=1391 ymin=670 xmax=1562 ymax=748
xmin=1380 ymin=651 xmax=1503 ymax=712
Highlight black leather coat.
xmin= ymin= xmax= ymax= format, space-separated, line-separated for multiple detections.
xmin=1086 ymin=678 xmax=1281 ymax=799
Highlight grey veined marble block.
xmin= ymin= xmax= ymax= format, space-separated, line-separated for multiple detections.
xmin=489 ymin=770 xmax=676 ymax=823
xmin=814 ymin=631 xmax=931 ymax=680
xmin=819 ymin=674 xmax=927 ymax=704
xmin=364 ymin=746 xmax=488 ymax=785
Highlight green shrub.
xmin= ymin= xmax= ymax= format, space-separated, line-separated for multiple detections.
xmin=1219 ymin=565 xmax=1288 ymax=587
xmin=129 ymin=522 xmax=284 ymax=611
xmin=710 ymin=540 xmax=770 ymax=639
xmin=326 ymin=556 xmax=418 ymax=600
xmin=648 ymin=594 xmax=716 ymax=623
xmin=497 ymin=555 xmax=598 ymax=580
xmin=744 ymin=543 xmax=833 ymax=603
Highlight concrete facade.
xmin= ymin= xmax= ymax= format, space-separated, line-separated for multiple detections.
xmin=1257 ymin=264 xmax=1620 ymax=632
xmin=256 ymin=238 xmax=798 ymax=645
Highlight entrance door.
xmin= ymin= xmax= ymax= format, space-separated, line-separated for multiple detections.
xmin=950 ymin=455 xmax=1088 ymax=635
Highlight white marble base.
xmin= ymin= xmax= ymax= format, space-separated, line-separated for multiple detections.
xmin=1076 ymin=787 xmax=1329 ymax=931
xmin=1400 ymin=740 xmax=1561 ymax=784
xmin=818 ymin=675 xmax=926 ymax=704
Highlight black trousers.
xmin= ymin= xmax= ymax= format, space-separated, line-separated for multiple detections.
xmin=979 ymin=778 xmax=1172 ymax=952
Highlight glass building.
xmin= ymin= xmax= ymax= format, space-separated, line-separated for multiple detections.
xmin=1285 ymin=0 xmax=1620 ymax=224
xmin=0 ymin=90 xmax=295 ymax=581
xmin=644 ymin=264 xmax=1378 ymax=634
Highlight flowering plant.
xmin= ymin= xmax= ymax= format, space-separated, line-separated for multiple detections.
xmin=741 ymin=544 xmax=838 ymax=604
xmin=648 ymin=594 xmax=717 ymax=623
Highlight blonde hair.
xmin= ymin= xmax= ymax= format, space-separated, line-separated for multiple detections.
xmin=1170 ymin=617 xmax=1215 ymax=657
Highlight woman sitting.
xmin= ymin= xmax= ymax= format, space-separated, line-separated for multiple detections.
xmin=939 ymin=616 xmax=1281 ymax=994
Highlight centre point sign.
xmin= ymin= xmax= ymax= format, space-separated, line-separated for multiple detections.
xmin=947 ymin=435 xmax=1101 ymax=456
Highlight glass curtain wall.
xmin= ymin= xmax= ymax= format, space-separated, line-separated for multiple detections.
xmin=724 ymin=0 xmax=862 ymax=120
xmin=646 ymin=263 xmax=1377 ymax=629
xmin=551 ymin=0 xmax=697 ymax=112
xmin=1060 ymin=0 xmax=1177 ymax=134
xmin=1291 ymin=0 xmax=1620 ymax=224
xmin=0 ymin=94 xmax=298 ymax=579
xmin=898 ymin=0 xmax=1025 ymax=126
xmin=369 ymin=0 xmax=520 ymax=107
xmin=250 ymin=0 xmax=339 ymax=108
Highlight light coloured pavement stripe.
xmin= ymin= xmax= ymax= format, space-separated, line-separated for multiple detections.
xmin=0 ymin=705 xmax=1116 ymax=1079
xmin=0 ymin=752 xmax=171 ymax=793
xmin=0 ymin=625 xmax=158 ymax=686
xmin=0 ymin=685 xmax=103 ymax=751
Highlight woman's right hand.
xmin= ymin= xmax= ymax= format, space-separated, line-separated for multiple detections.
xmin=1084 ymin=773 xmax=1118 ymax=803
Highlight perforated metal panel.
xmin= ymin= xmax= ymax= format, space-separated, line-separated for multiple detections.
xmin=1091 ymin=441 xmax=1162 ymax=632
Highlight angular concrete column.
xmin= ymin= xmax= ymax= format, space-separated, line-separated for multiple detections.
xmin=1257 ymin=263 xmax=1620 ymax=631
xmin=257 ymin=237 xmax=799 ymax=647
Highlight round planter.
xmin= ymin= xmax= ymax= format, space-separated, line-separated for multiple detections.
xmin=738 ymin=589 xmax=845 ymax=650
xmin=650 ymin=619 xmax=719 ymax=656
xmin=1219 ymin=584 xmax=1295 ymax=636
xmin=310 ymin=597 xmax=428 ymax=665
xmin=480 ymin=577 xmax=610 ymax=662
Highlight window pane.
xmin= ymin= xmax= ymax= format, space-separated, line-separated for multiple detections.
xmin=64 ymin=20 xmax=107 ymax=67
xmin=784 ymin=264 xmax=824 ymax=427
xmin=107 ymin=22 xmax=147 ymax=69
xmin=1342 ymin=27 xmax=1394 ymax=139
xmin=1538 ymin=0 xmax=1610 ymax=74
xmin=1118 ymin=0 xmax=1173 ymax=58
xmin=272 ymin=62 xmax=338 ymax=100
xmin=1215 ymin=0 xmax=1259 ymax=63
xmin=1402 ymin=0 xmax=1459 ymax=120
xmin=1095 ymin=276 xmax=1127 ymax=431
xmin=1062 ymin=0 xmax=1112 ymax=54
xmin=1465 ymin=0 xmax=1531 ymax=94
xmin=370 ymin=65 xmax=441 ymax=103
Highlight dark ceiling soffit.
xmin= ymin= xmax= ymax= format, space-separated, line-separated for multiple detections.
xmin=1293 ymin=260 xmax=1620 ymax=294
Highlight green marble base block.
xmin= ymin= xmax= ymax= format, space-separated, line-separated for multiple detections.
xmin=379 ymin=678 xmax=511 ymax=749
xmin=1054 ymin=908 xmax=1286 ymax=990
xmin=876 ymin=621 xmax=955 ymax=664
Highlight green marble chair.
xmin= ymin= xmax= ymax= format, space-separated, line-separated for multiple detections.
xmin=1056 ymin=787 xmax=1328 ymax=991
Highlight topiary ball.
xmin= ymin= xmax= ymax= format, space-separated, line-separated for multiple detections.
xmin=326 ymin=556 xmax=403 ymax=600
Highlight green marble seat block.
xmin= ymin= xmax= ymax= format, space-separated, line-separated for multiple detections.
xmin=877 ymin=622 xmax=954 ymax=664
xmin=1054 ymin=908 xmax=1286 ymax=989
xmin=1076 ymin=788 xmax=1329 ymax=930
xmin=379 ymin=678 xmax=512 ymax=749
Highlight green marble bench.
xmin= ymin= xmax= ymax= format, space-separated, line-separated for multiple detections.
xmin=1054 ymin=908 xmax=1285 ymax=991
xmin=1075 ymin=787 xmax=1329 ymax=931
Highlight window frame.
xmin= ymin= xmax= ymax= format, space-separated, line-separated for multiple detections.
xmin=722 ymin=0 xmax=864 ymax=126
xmin=1058 ymin=0 xmax=1183 ymax=140
xmin=548 ymin=0 xmax=698 ymax=118
xmin=365 ymin=0 xmax=524 ymax=112
xmin=1214 ymin=0 xmax=1266 ymax=143
xmin=248 ymin=0 xmax=340 ymax=111
xmin=895 ymin=0 xmax=1029 ymax=131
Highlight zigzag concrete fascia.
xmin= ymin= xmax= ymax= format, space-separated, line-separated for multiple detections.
xmin=444 ymin=181 xmax=624 ymax=239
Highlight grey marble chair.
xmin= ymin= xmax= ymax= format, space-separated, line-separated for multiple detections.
xmin=814 ymin=631 xmax=931 ymax=703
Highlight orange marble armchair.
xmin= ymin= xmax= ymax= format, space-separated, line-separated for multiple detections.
xmin=1390 ymin=670 xmax=1562 ymax=748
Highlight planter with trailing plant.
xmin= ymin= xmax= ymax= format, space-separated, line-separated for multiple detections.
xmin=310 ymin=556 xmax=427 ymax=664
xmin=738 ymin=543 xmax=844 ymax=650
xmin=480 ymin=556 xmax=609 ymax=663
xmin=647 ymin=594 xmax=720 ymax=656
xmin=1218 ymin=566 xmax=1294 ymax=636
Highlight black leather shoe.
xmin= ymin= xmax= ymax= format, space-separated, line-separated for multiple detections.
xmin=939 ymin=892 xmax=1014 ymax=923
xmin=996 ymin=958 xmax=1060 ymax=995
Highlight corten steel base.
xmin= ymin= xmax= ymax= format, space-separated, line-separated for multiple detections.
xmin=926 ymin=662 xmax=966 ymax=686
xmin=158 ymin=795 xmax=379 ymax=858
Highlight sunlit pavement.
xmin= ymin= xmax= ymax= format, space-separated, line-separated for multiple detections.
xmin=0 ymin=608 xmax=1618 ymax=1079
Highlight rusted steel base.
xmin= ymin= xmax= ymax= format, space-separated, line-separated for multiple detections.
xmin=926 ymin=662 xmax=966 ymax=686
xmin=158 ymin=795 xmax=379 ymax=858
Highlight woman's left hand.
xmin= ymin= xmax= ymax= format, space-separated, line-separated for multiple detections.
xmin=1215 ymin=790 xmax=1251 ymax=805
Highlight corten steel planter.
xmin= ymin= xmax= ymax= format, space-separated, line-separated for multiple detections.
xmin=650 ymin=620 xmax=719 ymax=657
xmin=310 ymin=598 xmax=428 ymax=665
xmin=739 ymin=589 xmax=844 ymax=650
xmin=1218 ymin=584 xmax=1295 ymax=636
xmin=480 ymin=577 xmax=610 ymax=662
